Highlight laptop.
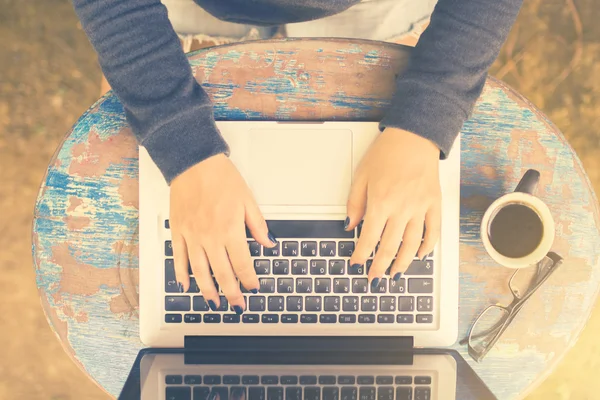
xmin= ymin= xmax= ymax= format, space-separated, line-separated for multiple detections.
xmin=138 ymin=122 xmax=460 ymax=347
xmin=117 ymin=337 xmax=496 ymax=400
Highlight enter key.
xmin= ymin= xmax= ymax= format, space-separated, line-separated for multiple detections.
xmin=404 ymin=260 xmax=434 ymax=275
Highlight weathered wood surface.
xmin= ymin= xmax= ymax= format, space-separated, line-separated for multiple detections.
xmin=32 ymin=39 xmax=600 ymax=399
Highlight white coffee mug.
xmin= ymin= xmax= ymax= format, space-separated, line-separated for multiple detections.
xmin=480 ymin=169 xmax=555 ymax=269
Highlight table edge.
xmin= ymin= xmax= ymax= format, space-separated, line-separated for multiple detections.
xmin=486 ymin=76 xmax=600 ymax=399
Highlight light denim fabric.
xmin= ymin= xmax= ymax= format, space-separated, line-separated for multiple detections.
xmin=285 ymin=0 xmax=437 ymax=41
xmin=162 ymin=0 xmax=437 ymax=44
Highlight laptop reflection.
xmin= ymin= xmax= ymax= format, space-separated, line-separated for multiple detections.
xmin=118 ymin=337 xmax=496 ymax=400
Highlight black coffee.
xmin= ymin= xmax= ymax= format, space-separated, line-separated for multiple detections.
xmin=488 ymin=203 xmax=544 ymax=258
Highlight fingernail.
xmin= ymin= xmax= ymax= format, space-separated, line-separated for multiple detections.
xmin=393 ymin=272 xmax=401 ymax=281
xmin=177 ymin=282 xmax=184 ymax=293
xmin=421 ymin=254 xmax=427 ymax=261
xmin=344 ymin=217 xmax=350 ymax=230
xmin=233 ymin=305 xmax=244 ymax=315
xmin=208 ymin=300 xmax=217 ymax=311
xmin=250 ymin=288 xmax=259 ymax=294
xmin=371 ymin=278 xmax=380 ymax=289
xmin=268 ymin=231 xmax=277 ymax=245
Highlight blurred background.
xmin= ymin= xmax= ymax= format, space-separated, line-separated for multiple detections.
xmin=1 ymin=0 xmax=599 ymax=398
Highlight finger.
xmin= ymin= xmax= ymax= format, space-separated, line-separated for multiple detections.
xmin=245 ymin=195 xmax=277 ymax=248
xmin=391 ymin=217 xmax=425 ymax=276
xmin=231 ymin=387 xmax=246 ymax=400
xmin=204 ymin=245 xmax=245 ymax=314
xmin=188 ymin=245 xmax=219 ymax=310
xmin=345 ymin=173 xmax=367 ymax=231
xmin=368 ymin=217 xmax=406 ymax=284
xmin=227 ymin=229 xmax=260 ymax=294
xmin=418 ymin=202 xmax=441 ymax=260
xmin=350 ymin=207 xmax=387 ymax=268
xmin=171 ymin=233 xmax=190 ymax=292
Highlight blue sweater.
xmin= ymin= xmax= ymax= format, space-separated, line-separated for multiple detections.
xmin=73 ymin=0 xmax=523 ymax=183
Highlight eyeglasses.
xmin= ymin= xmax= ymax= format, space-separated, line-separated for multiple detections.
xmin=459 ymin=251 xmax=564 ymax=362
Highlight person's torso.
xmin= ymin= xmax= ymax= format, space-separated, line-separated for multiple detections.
xmin=194 ymin=0 xmax=362 ymax=26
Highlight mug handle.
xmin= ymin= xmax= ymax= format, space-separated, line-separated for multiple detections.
xmin=514 ymin=169 xmax=540 ymax=195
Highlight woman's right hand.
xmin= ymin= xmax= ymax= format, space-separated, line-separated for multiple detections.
xmin=169 ymin=153 xmax=276 ymax=314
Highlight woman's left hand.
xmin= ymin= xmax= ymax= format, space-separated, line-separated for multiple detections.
xmin=346 ymin=127 xmax=442 ymax=289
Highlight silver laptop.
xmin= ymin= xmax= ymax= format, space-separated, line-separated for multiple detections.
xmin=117 ymin=340 xmax=496 ymax=400
xmin=139 ymin=122 xmax=460 ymax=348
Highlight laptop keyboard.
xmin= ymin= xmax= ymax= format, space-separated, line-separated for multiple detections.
xmin=163 ymin=220 xmax=436 ymax=326
xmin=164 ymin=373 xmax=433 ymax=400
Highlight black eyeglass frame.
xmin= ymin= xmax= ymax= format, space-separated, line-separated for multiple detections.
xmin=459 ymin=251 xmax=564 ymax=362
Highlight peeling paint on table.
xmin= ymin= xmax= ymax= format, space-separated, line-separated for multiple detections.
xmin=32 ymin=39 xmax=600 ymax=399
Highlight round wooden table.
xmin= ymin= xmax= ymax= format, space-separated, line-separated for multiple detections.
xmin=32 ymin=38 xmax=600 ymax=399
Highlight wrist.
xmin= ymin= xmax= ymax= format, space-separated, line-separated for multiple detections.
xmin=382 ymin=127 xmax=440 ymax=159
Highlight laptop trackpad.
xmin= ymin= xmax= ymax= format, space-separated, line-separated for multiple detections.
xmin=245 ymin=128 xmax=353 ymax=206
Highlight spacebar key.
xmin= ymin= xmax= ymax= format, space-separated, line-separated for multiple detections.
xmin=246 ymin=220 xmax=354 ymax=239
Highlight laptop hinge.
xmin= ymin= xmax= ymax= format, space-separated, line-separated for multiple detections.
xmin=183 ymin=349 xmax=414 ymax=366
xmin=184 ymin=336 xmax=414 ymax=366
xmin=184 ymin=336 xmax=414 ymax=353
